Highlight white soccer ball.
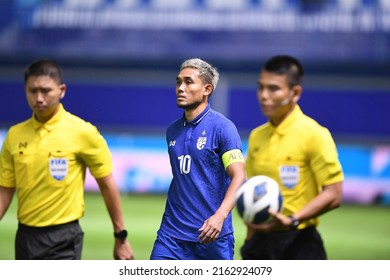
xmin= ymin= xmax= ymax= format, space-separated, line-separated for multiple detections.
xmin=235 ymin=175 xmax=283 ymax=224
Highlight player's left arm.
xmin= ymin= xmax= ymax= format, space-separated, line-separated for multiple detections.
xmin=198 ymin=149 xmax=246 ymax=244
xmin=96 ymin=174 xmax=135 ymax=260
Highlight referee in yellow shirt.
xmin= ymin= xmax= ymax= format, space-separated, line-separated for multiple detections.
xmin=241 ymin=55 xmax=344 ymax=260
xmin=0 ymin=59 xmax=134 ymax=260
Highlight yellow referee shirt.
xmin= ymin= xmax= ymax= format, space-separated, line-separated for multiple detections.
xmin=246 ymin=105 xmax=344 ymax=228
xmin=0 ymin=104 xmax=113 ymax=226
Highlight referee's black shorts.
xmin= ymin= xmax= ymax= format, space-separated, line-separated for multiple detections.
xmin=240 ymin=226 xmax=327 ymax=260
xmin=15 ymin=220 xmax=83 ymax=260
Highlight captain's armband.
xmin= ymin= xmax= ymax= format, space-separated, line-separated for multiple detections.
xmin=222 ymin=149 xmax=244 ymax=169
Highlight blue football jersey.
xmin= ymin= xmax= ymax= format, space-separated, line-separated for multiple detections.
xmin=158 ymin=104 xmax=243 ymax=241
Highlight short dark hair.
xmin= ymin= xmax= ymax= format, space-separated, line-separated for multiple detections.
xmin=24 ymin=58 xmax=63 ymax=84
xmin=263 ymin=55 xmax=304 ymax=88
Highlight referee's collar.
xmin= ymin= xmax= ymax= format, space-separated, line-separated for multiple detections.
xmin=32 ymin=103 xmax=65 ymax=131
xmin=183 ymin=104 xmax=212 ymax=126
xmin=274 ymin=105 xmax=303 ymax=135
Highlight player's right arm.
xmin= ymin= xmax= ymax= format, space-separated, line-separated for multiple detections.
xmin=0 ymin=186 xmax=15 ymax=220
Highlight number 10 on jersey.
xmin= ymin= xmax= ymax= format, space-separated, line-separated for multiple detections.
xmin=178 ymin=155 xmax=191 ymax=174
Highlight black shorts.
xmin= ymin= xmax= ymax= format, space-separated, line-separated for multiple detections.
xmin=15 ymin=220 xmax=83 ymax=260
xmin=240 ymin=226 xmax=327 ymax=260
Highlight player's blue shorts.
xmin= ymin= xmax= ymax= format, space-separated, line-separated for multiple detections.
xmin=150 ymin=231 xmax=234 ymax=260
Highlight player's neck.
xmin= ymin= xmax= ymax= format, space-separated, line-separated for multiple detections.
xmin=184 ymin=102 xmax=208 ymax=123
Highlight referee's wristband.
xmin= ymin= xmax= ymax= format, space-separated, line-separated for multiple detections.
xmin=114 ymin=229 xmax=128 ymax=241
xmin=288 ymin=216 xmax=300 ymax=230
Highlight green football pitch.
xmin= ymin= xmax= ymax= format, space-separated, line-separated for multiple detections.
xmin=1 ymin=193 xmax=389 ymax=260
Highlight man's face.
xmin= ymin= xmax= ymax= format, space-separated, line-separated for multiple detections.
xmin=175 ymin=67 xmax=209 ymax=110
xmin=257 ymin=70 xmax=297 ymax=125
xmin=25 ymin=75 xmax=65 ymax=123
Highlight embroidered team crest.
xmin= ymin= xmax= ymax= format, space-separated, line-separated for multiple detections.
xmin=49 ymin=158 xmax=68 ymax=181
xmin=280 ymin=165 xmax=299 ymax=189
xmin=197 ymin=130 xmax=207 ymax=150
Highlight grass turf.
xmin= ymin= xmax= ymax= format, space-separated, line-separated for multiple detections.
xmin=0 ymin=193 xmax=389 ymax=260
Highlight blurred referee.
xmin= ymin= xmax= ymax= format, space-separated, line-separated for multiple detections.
xmin=0 ymin=59 xmax=134 ymax=260
xmin=241 ymin=55 xmax=344 ymax=259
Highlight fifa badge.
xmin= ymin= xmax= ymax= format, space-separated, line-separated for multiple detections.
xmin=279 ymin=165 xmax=299 ymax=188
xmin=49 ymin=158 xmax=69 ymax=181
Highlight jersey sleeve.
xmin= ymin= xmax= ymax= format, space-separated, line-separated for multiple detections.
xmin=309 ymin=127 xmax=344 ymax=187
xmin=78 ymin=124 xmax=113 ymax=179
xmin=218 ymin=119 xmax=243 ymax=155
xmin=0 ymin=131 xmax=15 ymax=187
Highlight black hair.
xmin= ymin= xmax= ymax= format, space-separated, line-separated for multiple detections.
xmin=24 ymin=58 xmax=63 ymax=84
xmin=263 ymin=55 xmax=304 ymax=88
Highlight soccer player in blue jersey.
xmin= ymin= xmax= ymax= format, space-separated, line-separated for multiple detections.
xmin=150 ymin=58 xmax=246 ymax=260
